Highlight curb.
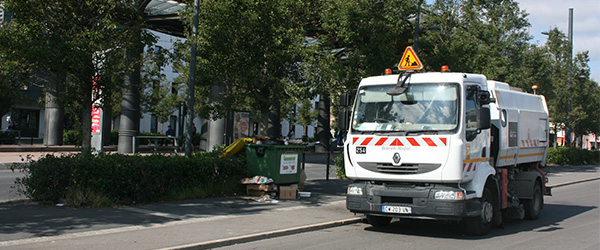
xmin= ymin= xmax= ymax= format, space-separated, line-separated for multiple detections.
xmin=547 ymin=176 xmax=600 ymax=188
xmin=159 ymin=217 xmax=363 ymax=250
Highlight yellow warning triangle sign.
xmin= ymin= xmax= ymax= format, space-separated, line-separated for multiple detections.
xmin=398 ymin=46 xmax=423 ymax=71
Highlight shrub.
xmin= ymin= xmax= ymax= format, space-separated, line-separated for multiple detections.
xmin=547 ymin=147 xmax=600 ymax=165
xmin=14 ymin=151 xmax=247 ymax=207
xmin=63 ymin=129 xmax=82 ymax=145
xmin=110 ymin=130 xmax=119 ymax=145
xmin=334 ymin=154 xmax=346 ymax=179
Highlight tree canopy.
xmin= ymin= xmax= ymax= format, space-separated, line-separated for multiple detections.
xmin=0 ymin=0 xmax=153 ymax=152
xmin=1 ymin=0 xmax=597 ymax=148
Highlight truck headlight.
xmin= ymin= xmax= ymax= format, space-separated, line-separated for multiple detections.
xmin=434 ymin=190 xmax=464 ymax=200
xmin=347 ymin=186 xmax=364 ymax=195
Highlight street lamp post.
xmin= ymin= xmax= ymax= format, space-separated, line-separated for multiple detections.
xmin=412 ymin=0 xmax=440 ymax=54
xmin=540 ymin=8 xmax=574 ymax=148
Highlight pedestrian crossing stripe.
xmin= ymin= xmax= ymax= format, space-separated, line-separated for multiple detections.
xmin=398 ymin=46 xmax=423 ymax=71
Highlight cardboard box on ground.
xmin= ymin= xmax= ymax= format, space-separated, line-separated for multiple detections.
xmin=279 ymin=184 xmax=298 ymax=200
xmin=242 ymin=170 xmax=306 ymax=200
xmin=246 ymin=183 xmax=277 ymax=197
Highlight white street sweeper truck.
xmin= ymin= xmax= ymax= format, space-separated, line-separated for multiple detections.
xmin=339 ymin=48 xmax=551 ymax=235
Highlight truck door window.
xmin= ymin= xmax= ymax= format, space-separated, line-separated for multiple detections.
xmin=465 ymin=86 xmax=479 ymax=141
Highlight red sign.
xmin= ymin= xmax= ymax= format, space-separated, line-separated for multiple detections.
xmin=241 ymin=122 xmax=248 ymax=133
xmin=91 ymin=106 xmax=102 ymax=133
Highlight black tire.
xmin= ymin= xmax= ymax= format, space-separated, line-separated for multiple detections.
xmin=367 ymin=215 xmax=392 ymax=227
xmin=466 ymin=187 xmax=495 ymax=235
xmin=523 ymin=181 xmax=543 ymax=220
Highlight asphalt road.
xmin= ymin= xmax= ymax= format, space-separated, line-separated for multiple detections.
xmin=212 ymin=179 xmax=600 ymax=250
xmin=0 ymin=169 xmax=25 ymax=203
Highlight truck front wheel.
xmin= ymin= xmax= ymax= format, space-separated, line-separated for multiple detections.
xmin=367 ymin=215 xmax=392 ymax=227
xmin=466 ymin=187 xmax=495 ymax=235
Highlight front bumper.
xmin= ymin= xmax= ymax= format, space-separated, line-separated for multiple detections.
xmin=346 ymin=181 xmax=481 ymax=220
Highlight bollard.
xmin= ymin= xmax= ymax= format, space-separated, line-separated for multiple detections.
xmin=326 ymin=150 xmax=330 ymax=180
xmin=302 ymin=151 xmax=305 ymax=170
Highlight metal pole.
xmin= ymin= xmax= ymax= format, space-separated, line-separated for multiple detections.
xmin=185 ymin=0 xmax=199 ymax=157
xmin=413 ymin=0 xmax=421 ymax=54
xmin=326 ymin=150 xmax=330 ymax=181
xmin=565 ymin=8 xmax=573 ymax=148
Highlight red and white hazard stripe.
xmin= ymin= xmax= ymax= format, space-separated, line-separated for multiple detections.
xmin=352 ymin=137 xmax=448 ymax=147
xmin=521 ymin=138 xmax=539 ymax=148
xmin=462 ymin=162 xmax=477 ymax=172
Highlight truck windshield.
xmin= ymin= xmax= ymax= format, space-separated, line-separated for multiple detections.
xmin=352 ymin=83 xmax=459 ymax=133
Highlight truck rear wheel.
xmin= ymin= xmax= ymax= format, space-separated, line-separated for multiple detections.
xmin=367 ymin=215 xmax=392 ymax=227
xmin=523 ymin=181 xmax=543 ymax=220
xmin=466 ymin=187 xmax=494 ymax=235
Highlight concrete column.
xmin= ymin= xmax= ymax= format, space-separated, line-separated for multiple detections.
xmin=117 ymin=34 xmax=142 ymax=154
xmin=43 ymin=74 xmax=64 ymax=146
xmin=205 ymin=85 xmax=226 ymax=151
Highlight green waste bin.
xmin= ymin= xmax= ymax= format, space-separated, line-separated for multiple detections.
xmin=245 ymin=144 xmax=305 ymax=184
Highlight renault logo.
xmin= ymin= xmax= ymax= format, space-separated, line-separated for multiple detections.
xmin=393 ymin=152 xmax=401 ymax=164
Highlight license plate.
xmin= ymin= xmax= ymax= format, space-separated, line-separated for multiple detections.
xmin=382 ymin=205 xmax=412 ymax=214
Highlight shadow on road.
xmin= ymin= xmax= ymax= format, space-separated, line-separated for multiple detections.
xmin=363 ymin=203 xmax=597 ymax=239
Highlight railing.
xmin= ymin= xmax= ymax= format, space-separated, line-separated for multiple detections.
xmin=0 ymin=130 xmax=23 ymax=145
xmin=132 ymin=135 xmax=178 ymax=154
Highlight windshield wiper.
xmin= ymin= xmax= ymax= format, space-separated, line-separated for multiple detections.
xmin=405 ymin=130 xmax=439 ymax=136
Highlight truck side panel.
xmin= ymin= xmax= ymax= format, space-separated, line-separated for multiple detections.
xmin=491 ymin=88 xmax=549 ymax=167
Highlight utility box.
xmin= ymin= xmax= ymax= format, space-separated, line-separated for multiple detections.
xmin=245 ymin=144 xmax=305 ymax=185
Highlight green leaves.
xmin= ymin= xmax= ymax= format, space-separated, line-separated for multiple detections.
xmin=16 ymin=152 xmax=247 ymax=207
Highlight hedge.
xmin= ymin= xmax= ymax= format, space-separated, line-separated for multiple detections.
xmin=547 ymin=147 xmax=600 ymax=166
xmin=14 ymin=151 xmax=247 ymax=207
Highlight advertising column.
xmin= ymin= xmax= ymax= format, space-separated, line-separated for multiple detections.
xmin=91 ymin=79 xmax=103 ymax=153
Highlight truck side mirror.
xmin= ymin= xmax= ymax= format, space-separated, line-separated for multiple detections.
xmin=340 ymin=93 xmax=353 ymax=107
xmin=338 ymin=109 xmax=351 ymax=131
xmin=478 ymin=107 xmax=491 ymax=130
xmin=478 ymin=91 xmax=495 ymax=105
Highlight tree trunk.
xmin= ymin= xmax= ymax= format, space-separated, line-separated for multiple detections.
xmin=315 ymin=94 xmax=331 ymax=153
xmin=267 ymin=100 xmax=281 ymax=139
xmin=81 ymin=80 xmax=93 ymax=154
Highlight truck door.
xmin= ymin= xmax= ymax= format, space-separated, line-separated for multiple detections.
xmin=463 ymin=85 xmax=490 ymax=178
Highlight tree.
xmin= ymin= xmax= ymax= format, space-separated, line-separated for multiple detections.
xmin=140 ymin=45 xmax=183 ymax=130
xmin=1 ymin=0 xmax=151 ymax=152
xmin=543 ymin=27 xmax=576 ymax=147
xmin=298 ymin=0 xmax=414 ymax=151
xmin=420 ymin=0 xmax=532 ymax=80
xmin=295 ymin=99 xmax=318 ymax=140
xmin=569 ymin=52 xmax=600 ymax=146
xmin=175 ymin=0 xmax=308 ymax=139
xmin=0 ymin=43 xmax=28 ymax=117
